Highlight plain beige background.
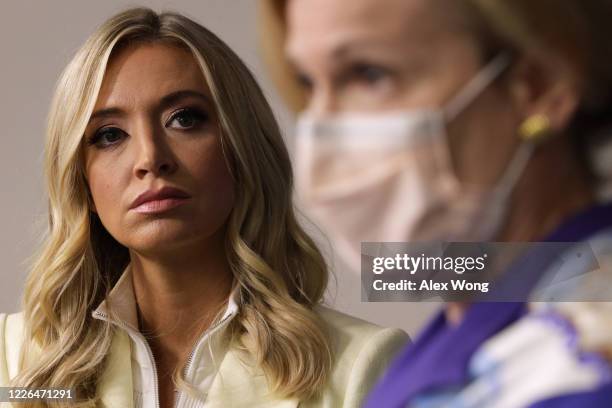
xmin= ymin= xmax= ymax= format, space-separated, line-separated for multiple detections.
xmin=0 ymin=0 xmax=437 ymax=337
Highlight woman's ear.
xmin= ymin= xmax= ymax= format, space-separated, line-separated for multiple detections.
xmin=506 ymin=53 xmax=582 ymax=133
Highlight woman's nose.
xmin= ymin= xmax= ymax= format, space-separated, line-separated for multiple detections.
xmin=133 ymin=123 xmax=178 ymax=178
xmin=306 ymin=85 xmax=339 ymax=116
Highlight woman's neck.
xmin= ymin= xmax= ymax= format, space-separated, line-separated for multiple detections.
xmin=128 ymin=231 xmax=234 ymax=377
xmin=498 ymin=137 xmax=596 ymax=242
xmin=447 ymin=137 xmax=597 ymax=326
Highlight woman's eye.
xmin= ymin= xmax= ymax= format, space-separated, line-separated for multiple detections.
xmin=295 ymin=71 xmax=314 ymax=91
xmin=167 ymin=108 xmax=209 ymax=130
xmin=349 ymin=63 xmax=391 ymax=85
xmin=88 ymin=127 xmax=125 ymax=148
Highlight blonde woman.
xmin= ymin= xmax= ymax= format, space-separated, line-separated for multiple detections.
xmin=260 ymin=0 xmax=612 ymax=407
xmin=0 ymin=7 xmax=408 ymax=408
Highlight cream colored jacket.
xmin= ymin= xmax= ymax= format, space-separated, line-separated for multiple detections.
xmin=0 ymin=266 xmax=409 ymax=407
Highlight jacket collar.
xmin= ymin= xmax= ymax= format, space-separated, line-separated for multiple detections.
xmin=92 ymin=264 xmax=139 ymax=329
xmin=206 ymin=349 xmax=299 ymax=408
xmin=91 ymin=263 xmax=241 ymax=407
xmin=92 ymin=263 xmax=239 ymax=330
xmin=92 ymin=264 xmax=138 ymax=408
xmin=90 ymin=263 xmax=300 ymax=407
xmin=96 ymin=328 xmax=134 ymax=408
xmin=94 ymin=337 xmax=300 ymax=408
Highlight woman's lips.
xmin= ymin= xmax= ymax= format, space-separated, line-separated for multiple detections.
xmin=131 ymin=197 xmax=190 ymax=214
xmin=129 ymin=185 xmax=191 ymax=213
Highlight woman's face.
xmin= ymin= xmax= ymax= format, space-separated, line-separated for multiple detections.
xmin=83 ymin=43 xmax=235 ymax=256
xmin=285 ymin=0 xmax=522 ymax=186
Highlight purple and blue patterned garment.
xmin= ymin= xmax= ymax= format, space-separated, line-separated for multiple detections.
xmin=364 ymin=202 xmax=612 ymax=408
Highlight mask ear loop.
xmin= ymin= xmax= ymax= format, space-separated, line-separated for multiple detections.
xmin=492 ymin=114 xmax=553 ymax=197
xmin=443 ymin=52 xmax=513 ymax=122
xmin=492 ymin=142 xmax=535 ymax=197
xmin=440 ymin=52 xmax=538 ymax=229
xmin=434 ymin=53 xmax=514 ymax=194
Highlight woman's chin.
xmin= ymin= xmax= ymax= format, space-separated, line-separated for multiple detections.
xmin=125 ymin=224 xmax=197 ymax=252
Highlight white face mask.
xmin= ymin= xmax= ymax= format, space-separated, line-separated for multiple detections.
xmin=294 ymin=53 xmax=535 ymax=271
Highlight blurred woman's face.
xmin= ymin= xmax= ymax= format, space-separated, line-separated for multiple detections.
xmin=83 ymin=43 xmax=235 ymax=256
xmin=285 ymin=0 xmax=522 ymax=186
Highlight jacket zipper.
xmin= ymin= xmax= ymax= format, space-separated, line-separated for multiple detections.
xmin=93 ymin=311 xmax=161 ymax=408
xmin=95 ymin=309 xmax=236 ymax=408
xmin=177 ymin=313 xmax=234 ymax=405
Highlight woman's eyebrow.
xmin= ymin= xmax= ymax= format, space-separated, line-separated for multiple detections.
xmin=88 ymin=90 xmax=211 ymax=124
xmin=89 ymin=107 xmax=124 ymax=122
xmin=158 ymin=89 xmax=211 ymax=110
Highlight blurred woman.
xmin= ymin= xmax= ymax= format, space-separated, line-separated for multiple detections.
xmin=0 ymin=7 xmax=407 ymax=408
xmin=260 ymin=0 xmax=612 ymax=406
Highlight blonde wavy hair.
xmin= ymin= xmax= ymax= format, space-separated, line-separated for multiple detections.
xmin=13 ymin=7 xmax=332 ymax=407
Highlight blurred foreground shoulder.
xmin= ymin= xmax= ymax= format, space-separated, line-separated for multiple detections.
xmin=306 ymin=305 xmax=410 ymax=408
xmin=0 ymin=312 xmax=25 ymax=386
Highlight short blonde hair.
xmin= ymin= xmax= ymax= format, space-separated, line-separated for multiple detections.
xmin=258 ymin=0 xmax=612 ymax=176
xmin=259 ymin=0 xmax=612 ymax=108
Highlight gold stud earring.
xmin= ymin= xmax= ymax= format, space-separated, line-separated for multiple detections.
xmin=519 ymin=114 xmax=551 ymax=142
